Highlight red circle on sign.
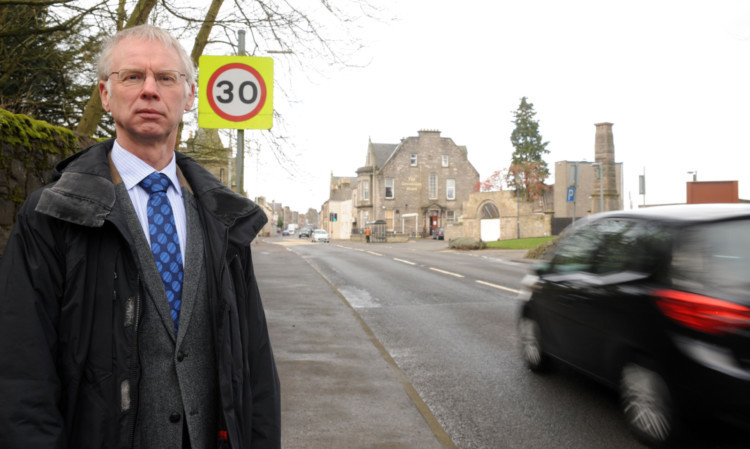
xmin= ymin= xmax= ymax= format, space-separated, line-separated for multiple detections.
xmin=206 ymin=63 xmax=267 ymax=122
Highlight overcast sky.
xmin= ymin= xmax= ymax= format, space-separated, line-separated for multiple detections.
xmin=225 ymin=0 xmax=750 ymax=212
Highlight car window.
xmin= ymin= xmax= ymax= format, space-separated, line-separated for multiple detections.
xmin=548 ymin=222 xmax=602 ymax=273
xmin=549 ymin=218 xmax=669 ymax=276
xmin=590 ymin=219 xmax=669 ymax=275
xmin=671 ymin=219 xmax=750 ymax=296
xmin=589 ymin=219 xmax=634 ymax=274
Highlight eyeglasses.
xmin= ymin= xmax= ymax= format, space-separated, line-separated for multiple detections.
xmin=108 ymin=69 xmax=186 ymax=88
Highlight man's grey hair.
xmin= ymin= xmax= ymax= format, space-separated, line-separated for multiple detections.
xmin=98 ymin=24 xmax=195 ymax=90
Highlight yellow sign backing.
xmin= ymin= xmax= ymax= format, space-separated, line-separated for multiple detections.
xmin=198 ymin=55 xmax=273 ymax=129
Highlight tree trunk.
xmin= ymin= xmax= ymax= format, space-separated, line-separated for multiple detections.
xmin=116 ymin=0 xmax=127 ymax=30
xmin=75 ymin=0 xmax=158 ymax=136
xmin=190 ymin=0 xmax=224 ymax=66
xmin=176 ymin=0 xmax=224 ymax=147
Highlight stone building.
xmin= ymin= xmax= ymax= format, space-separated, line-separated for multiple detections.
xmin=304 ymin=208 xmax=320 ymax=229
xmin=321 ymin=175 xmax=355 ymax=239
xmin=254 ymin=196 xmax=277 ymax=238
xmin=183 ymin=128 xmax=231 ymax=186
xmin=553 ymin=123 xmax=623 ymax=220
xmin=353 ymin=130 xmax=480 ymax=237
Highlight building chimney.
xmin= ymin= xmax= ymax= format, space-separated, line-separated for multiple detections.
xmin=594 ymin=123 xmax=619 ymax=212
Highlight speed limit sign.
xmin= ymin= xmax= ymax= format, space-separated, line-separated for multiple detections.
xmin=198 ymin=56 xmax=273 ymax=129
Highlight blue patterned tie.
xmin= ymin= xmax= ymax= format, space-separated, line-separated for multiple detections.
xmin=139 ymin=172 xmax=183 ymax=333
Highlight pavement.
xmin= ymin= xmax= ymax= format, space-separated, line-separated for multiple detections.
xmin=253 ymin=239 xmax=530 ymax=449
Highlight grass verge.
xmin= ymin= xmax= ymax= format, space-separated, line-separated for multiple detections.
xmin=485 ymin=237 xmax=555 ymax=250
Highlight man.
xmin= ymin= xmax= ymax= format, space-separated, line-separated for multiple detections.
xmin=0 ymin=25 xmax=280 ymax=448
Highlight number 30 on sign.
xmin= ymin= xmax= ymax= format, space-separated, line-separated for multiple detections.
xmin=198 ymin=55 xmax=273 ymax=129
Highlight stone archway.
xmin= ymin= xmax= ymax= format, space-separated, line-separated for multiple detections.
xmin=479 ymin=201 xmax=500 ymax=241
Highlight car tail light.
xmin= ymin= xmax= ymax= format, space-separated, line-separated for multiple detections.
xmin=654 ymin=289 xmax=750 ymax=335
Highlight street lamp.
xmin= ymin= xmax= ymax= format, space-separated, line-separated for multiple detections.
xmin=687 ymin=171 xmax=697 ymax=182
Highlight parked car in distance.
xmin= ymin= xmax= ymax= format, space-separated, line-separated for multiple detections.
xmin=432 ymin=227 xmax=445 ymax=240
xmin=311 ymin=229 xmax=329 ymax=243
xmin=281 ymin=229 xmax=289 ymax=236
xmin=517 ymin=204 xmax=750 ymax=447
xmin=298 ymin=227 xmax=312 ymax=238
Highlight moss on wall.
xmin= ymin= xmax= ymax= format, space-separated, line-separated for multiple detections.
xmin=0 ymin=109 xmax=97 ymax=257
xmin=0 ymin=109 xmax=79 ymax=153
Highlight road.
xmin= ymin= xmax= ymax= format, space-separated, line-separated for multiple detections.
xmin=260 ymin=236 xmax=746 ymax=449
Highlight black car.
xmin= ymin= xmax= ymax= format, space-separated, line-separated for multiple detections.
xmin=518 ymin=204 xmax=750 ymax=446
xmin=298 ymin=227 xmax=312 ymax=238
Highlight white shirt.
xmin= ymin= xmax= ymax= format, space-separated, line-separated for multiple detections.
xmin=110 ymin=141 xmax=187 ymax=260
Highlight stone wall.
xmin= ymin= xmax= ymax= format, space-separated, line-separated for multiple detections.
xmin=0 ymin=109 xmax=96 ymax=258
xmin=461 ymin=190 xmax=551 ymax=241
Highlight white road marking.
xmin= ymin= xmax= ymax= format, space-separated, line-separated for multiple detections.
xmin=429 ymin=267 xmax=464 ymax=278
xmin=271 ymin=240 xmax=312 ymax=246
xmin=475 ymin=280 xmax=521 ymax=294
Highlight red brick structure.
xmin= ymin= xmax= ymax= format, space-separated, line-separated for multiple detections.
xmin=686 ymin=181 xmax=739 ymax=204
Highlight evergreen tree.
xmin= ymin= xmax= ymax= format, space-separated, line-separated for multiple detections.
xmin=509 ymin=96 xmax=550 ymax=200
xmin=0 ymin=3 xmax=100 ymax=129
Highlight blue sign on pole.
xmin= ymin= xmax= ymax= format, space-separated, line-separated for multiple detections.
xmin=567 ymin=187 xmax=576 ymax=202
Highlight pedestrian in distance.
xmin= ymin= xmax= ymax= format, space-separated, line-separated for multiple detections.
xmin=0 ymin=24 xmax=280 ymax=449
xmin=365 ymin=226 xmax=371 ymax=243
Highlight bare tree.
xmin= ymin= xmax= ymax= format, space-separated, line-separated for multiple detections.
xmin=4 ymin=0 xmax=382 ymax=186
xmin=76 ymin=0 xmax=159 ymax=136
xmin=474 ymin=162 xmax=550 ymax=202
xmin=70 ymin=1 xmax=381 ymax=187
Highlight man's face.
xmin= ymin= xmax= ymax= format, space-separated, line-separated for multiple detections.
xmin=99 ymin=37 xmax=195 ymax=147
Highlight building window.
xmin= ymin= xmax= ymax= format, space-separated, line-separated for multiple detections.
xmin=442 ymin=155 xmax=449 ymax=167
xmin=447 ymin=210 xmax=456 ymax=222
xmin=446 ymin=179 xmax=455 ymax=200
xmin=385 ymin=178 xmax=394 ymax=199
xmin=362 ymin=180 xmax=370 ymax=201
xmin=410 ymin=154 xmax=418 ymax=166
xmin=481 ymin=202 xmax=500 ymax=219
xmin=429 ymin=173 xmax=438 ymax=199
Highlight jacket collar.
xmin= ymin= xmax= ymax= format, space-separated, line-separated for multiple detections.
xmin=35 ymin=139 xmax=267 ymax=239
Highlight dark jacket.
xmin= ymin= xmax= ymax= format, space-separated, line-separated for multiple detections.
xmin=0 ymin=139 xmax=280 ymax=449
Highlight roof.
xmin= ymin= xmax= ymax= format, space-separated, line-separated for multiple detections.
xmin=594 ymin=204 xmax=750 ymax=224
xmin=370 ymin=143 xmax=398 ymax=169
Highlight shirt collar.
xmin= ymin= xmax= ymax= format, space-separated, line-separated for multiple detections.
xmin=111 ymin=140 xmax=183 ymax=197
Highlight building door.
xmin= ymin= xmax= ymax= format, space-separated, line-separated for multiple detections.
xmin=429 ymin=210 xmax=439 ymax=236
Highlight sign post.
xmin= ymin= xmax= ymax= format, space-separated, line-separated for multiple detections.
xmin=639 ymin=169 xmax=646 ymax=207
xmin=569 ymin=164 xmax=579 ymax=222
xmin=566 ymin=187 xmax=576 ymax=202
xmin=199 ymin=44 xmax=273 ymax=194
